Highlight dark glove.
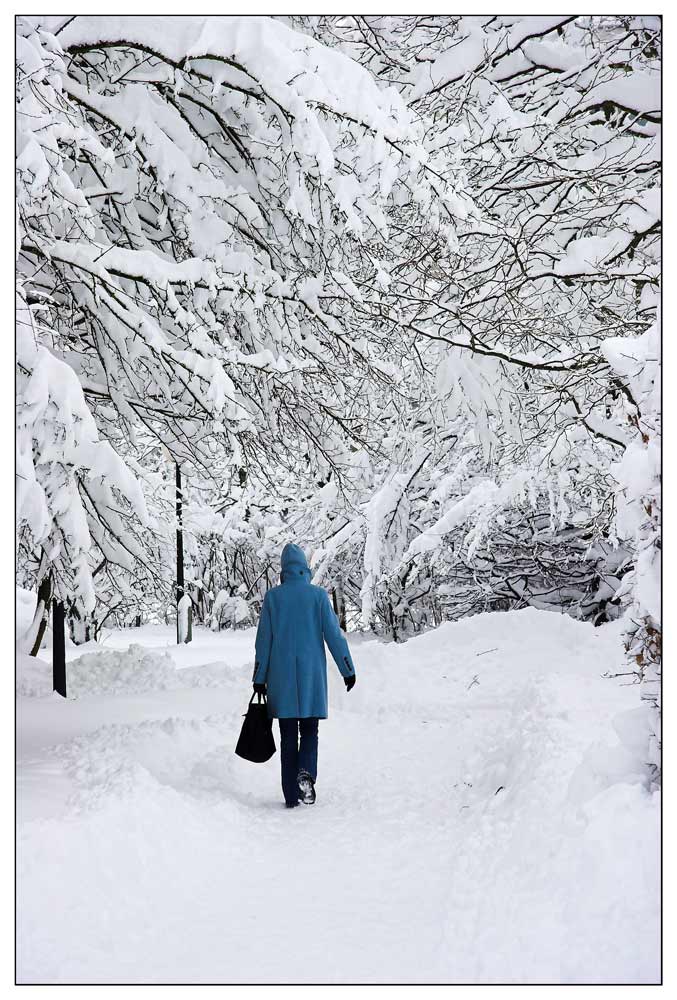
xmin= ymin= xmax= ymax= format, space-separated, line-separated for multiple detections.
xmin=344 ymin=674 xmax=356 ymax=692
xmin=253 ymin=682 xmax=267 ymax=695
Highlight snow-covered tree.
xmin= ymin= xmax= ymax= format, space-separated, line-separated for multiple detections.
xmin=16 ymin=14 xmax=450 ymax=621
xmin=601 ymin=313 xmax=661 ymax=780
xmin=292 ymin=15 xmax=660 ymax=615
xmin=16 ymin=15 xmax=661 ymax=781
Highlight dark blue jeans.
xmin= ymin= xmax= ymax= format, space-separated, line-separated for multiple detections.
xmin=278 ymin=718 xmax=319 ymax=806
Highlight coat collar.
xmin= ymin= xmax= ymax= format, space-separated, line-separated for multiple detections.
xmin=280 ymin=570 xmax=311 ymax=585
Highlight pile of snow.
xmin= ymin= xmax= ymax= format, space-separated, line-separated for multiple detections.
xmin=64 ymin=645 xmax=181 ymax=698
xmin=16 ymin=586 xmax=36 ymax=637
xmin=16 ymin=651 xmax=53 ymax=698
xmin=16 ymin=644 xmax=236 ymax=699
xmin=16 ymin=645 xmax=175 ymax=698
xmin=53 ymin=714 xmax=235 ymax=810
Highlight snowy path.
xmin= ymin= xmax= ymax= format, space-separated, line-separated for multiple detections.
xmin=17 ymin=610 xmax=660 ymax=984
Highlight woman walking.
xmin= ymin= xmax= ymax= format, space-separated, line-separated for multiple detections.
xmin=252 ymin=543 xmax=356 ymax=808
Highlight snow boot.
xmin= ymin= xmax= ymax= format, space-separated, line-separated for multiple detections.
xmin=297 ymin=770 xmax=316 ymax=805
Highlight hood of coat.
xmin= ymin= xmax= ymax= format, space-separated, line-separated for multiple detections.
xmin=280 ymin=542 xmax=312 ymax=583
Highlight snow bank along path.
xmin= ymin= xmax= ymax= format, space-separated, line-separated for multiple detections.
xmin=17 ymin=609 xmax=659 ymax=984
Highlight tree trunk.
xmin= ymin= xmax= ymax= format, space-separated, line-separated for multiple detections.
xmin=332 ymin=582 xmax=347 ymax=631
xmin=387 ymin=600 xmax=399 ymax=643
xmin=28 ymin=572 xmax=52 ymax=657
xmin=177 ymin=594 xmax=193 ymax=644
xmin=69 ymin=604 xmax=91 ymax=645
xmin=52 ymin=599 xmax=66 ymax=698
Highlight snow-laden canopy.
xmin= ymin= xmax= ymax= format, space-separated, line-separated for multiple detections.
xmin=16 ymin=15 xmax=661 ymax=772
xmin=16 ymin=14 xmax=449 ymax=611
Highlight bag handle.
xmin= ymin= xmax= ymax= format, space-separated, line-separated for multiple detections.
xmin=243 ymin=690 xmax=267 ymax=716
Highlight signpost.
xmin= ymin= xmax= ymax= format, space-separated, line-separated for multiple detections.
xmin=176 ymin=463 xmax=192 ymax=644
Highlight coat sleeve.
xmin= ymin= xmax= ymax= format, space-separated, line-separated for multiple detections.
xmin=253 ymin=593 xmax=273 ymax=683
xmin=321 ymin=591 xmax=355 ymax=678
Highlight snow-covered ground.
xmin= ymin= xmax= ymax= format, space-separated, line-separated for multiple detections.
xmin=16 ymin=610 xmax=660 ymax=984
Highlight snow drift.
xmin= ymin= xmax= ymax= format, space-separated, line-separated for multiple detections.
xmin=16 ymin=611 xmax=660 ymax=984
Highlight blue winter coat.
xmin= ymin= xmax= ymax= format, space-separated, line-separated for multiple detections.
xmin=253 ymin=543 xmax=356 ymax=719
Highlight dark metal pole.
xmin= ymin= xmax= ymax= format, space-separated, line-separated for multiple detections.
xmin=176 ymin=463 xmax=184 ymax=602
xmin=176 ymin=463 xmax=184 ymax=644
xmin=52 ymin=599 xmax=66 ymax=698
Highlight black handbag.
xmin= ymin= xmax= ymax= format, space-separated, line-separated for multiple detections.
xmin=235 ymin=691 xmax=276 ymax=763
